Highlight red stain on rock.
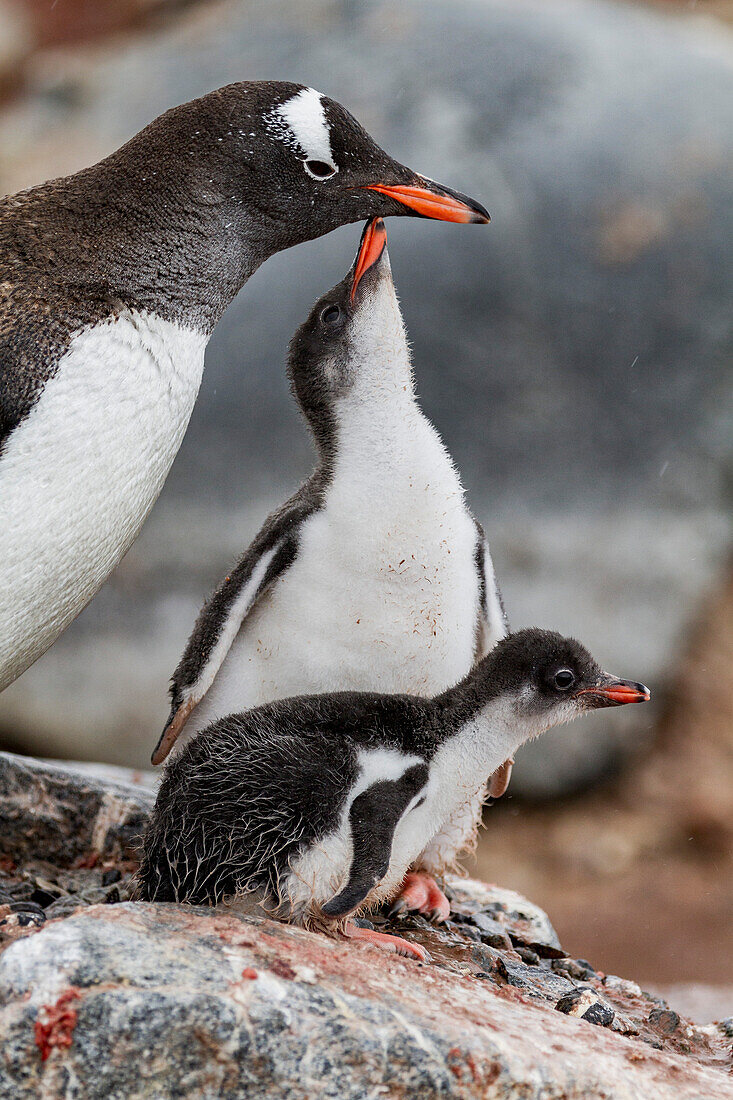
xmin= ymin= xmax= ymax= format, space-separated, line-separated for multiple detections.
xmin=269 ymin=959 xmax=297 ymax=980
xmin=465 ymin=1051 xmax=481 ymax=1083
xmin=446 ymin=1048 xmax=482 ymax=1084
xmin=218 ymin=931 xmax=255 ymax=947
xmin=485 ymin=1061 xmax=501 ymax=1085
xmin=447 ymin=1047 xmax=464 ymax=1079
xmin=34 ymin=989 xmax=82 ymax=1061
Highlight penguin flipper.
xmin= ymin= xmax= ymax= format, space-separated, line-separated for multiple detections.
xmin=321 ymin=762 xmax=428 ymax=919
xmin=151 ymin=492 xmax=319 ymax=765
xmin=471 ymin=519 xmax=514 ymax=802
xmin=473 ymin=518 xmax=508 ymax=659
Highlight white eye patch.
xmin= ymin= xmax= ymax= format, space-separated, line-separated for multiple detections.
xmin=265 ymin=87 xmax=338 ymax=178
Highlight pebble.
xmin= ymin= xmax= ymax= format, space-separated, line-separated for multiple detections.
xmin=453 ymin=923 xmax=482 ymax=943
xmin=524 ymin=941 xmax=567 ymax=960
xmin=603 ymin=974 xmax=641 ymax=997
xmin=466 ymin=913 xmax=514 ymax=950
xmin=483 ymin=930 xmax=514 ymax=951
xmin=516 ymin=947 xmax=541 ymax=966
xmin=582 ymin=1002 xmax=615 ymax=1027
xmin=610 ymin=1014 xmax=639 ymax=1037
xmin=471 ymin=943 xmax=501 ymax=974
xmin=0 ymin=902 xmax=46 ymax=929
xmin=648 ymin=1008 xmax=680 ymax=1035
xmin=497 ymin=956 xmax=575 ymax=1001
xmin=472 ymin=913 xmax=507 ymax=936
xmin=556 ymin=987 xmax=615 ymax=1028
xmin=44 ymin=897 xmax=85 ymax=919
xmin=552 ymin=958 xmax=596 ymax=981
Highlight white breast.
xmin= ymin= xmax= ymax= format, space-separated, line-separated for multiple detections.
xmin=186 ymin=406 xmax=482 ymax=737
xmin=285 ymin=747 xmax=423 ymax=919
xmin=0 ymin=311 xmax=207 ymax=689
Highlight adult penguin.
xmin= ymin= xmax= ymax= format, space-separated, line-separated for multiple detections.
xmin=0 ymin=81 xmax=489 ymax=690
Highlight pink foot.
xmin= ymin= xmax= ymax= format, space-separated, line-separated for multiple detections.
xmin=344 ymin=921 xmax=427 ymax=962
xmin=389 ymin=871 xmax=451 ymax=923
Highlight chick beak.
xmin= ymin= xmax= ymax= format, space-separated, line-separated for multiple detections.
xmin=364 ymin=178 xmax=490 ymax=224
xmin=578 ymin=678 xmax=651 ymax=708
xmin=351 ymin=217 xmax=388 ymax=301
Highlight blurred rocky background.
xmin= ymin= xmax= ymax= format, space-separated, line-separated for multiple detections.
xmin=0 ymin=0 xmax=731 ymax=1012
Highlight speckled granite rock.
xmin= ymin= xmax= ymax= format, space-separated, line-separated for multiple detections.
xmin=0 ymin=751 xmax=154 ymax=866
xmin=2 ymin=898 xmax=733 ymax=1099
xmin=1 ymin=752 xmax=732 ymax=1096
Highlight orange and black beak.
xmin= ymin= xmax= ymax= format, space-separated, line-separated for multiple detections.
xmin=363 ymin=179 xmax=489 ymax=225
xmin=578 ymin=678 xmax=651 ymax=709
xmin=351 ymin=217 xmax=388 ymax=301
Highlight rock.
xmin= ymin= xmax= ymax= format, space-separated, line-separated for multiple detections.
xmin=0 ymin=752 xmax=732 ymax=1096
xmin=515 ymin=946 xmax=541 ymax=966
xmin=0 ymin=751 xmax=154 ymax=867
xmin=649 ymin=1008 xmax=682 ymax=1035
xmin=557 ymin=987 xmax=616 ymax=1028
xmin=650 ymin=985 xmax=733 ymax=1029
xmin=466 ymin=912 xmax=514 ymax=950
xmin=457 ymin=880 xmax=563 ymax=951
xmin=553 ymin=957 xmax=595 ymax=981
xmin=583 ymin=1001 xmax=616 ymax=1028
xmin=0 ymin=0 xmax=731 ymax=798
xmin=39 ymin=758 xmax=159 ymax=793
xmin=1 ymin=903 xmax=732 ymax=1099
xmin=603 ymin=974 xmax=642 ymax=997
xmin=496 ymin=954 xmax=577 ymax=1001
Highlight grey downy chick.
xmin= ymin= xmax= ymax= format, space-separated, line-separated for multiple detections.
xmin=138 ymin=628 xmax=650 ymax=961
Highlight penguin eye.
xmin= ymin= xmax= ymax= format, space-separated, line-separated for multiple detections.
xmin=304 ymin=159 xmax=337 ymax=180
xmin=553 ymin=669 xmax=575 ymax=691
xmin=320 ymin=304 xmax=342 ymax=326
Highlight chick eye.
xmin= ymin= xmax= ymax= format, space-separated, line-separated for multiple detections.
xmin=554 ymin=669 xmax=575 ymax=691
xmin=320 ymin=304 xmax=342 ymax=326
xmin=304 ymin=159 xmax=337 ymax=180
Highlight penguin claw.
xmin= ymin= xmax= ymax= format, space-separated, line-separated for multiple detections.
xmin=344 ymin=921 xmax=428 ymax=962
xmin=391 ymin=871 xmax=451 ymax=923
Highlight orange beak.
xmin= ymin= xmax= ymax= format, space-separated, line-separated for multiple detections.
xmin=351 ymin=218 xmax=388 ymax=300
xmin=579 ymin=679 xmax=651 ymax=707
xmin=363 ymin=182 xmax=490 ymax=224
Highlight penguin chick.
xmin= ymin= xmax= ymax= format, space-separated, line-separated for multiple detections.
xmin=152 ymin=219 xmax=506 ymax=781
xmin=138 ymin=628 xmax=650 ymax=961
